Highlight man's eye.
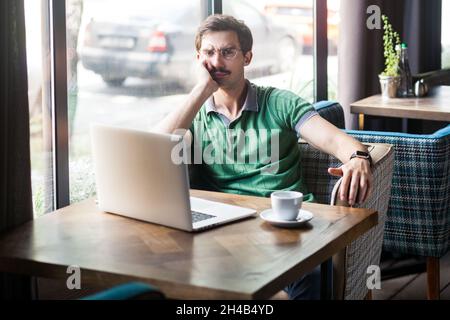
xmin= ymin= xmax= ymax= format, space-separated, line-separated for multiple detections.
xmin=222 ymin=49 xmax=234 ymax=56
xmin=205 ymin=50 xmax=215 ymax=57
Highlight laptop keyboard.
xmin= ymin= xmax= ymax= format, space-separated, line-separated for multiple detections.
xmin=191 ymin=211 xmax=216 ymax=223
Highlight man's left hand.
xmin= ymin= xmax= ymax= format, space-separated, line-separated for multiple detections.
xmin=328 ymin=158 xmax=373 ymax=206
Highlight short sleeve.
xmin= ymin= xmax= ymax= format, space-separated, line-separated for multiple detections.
xmin=266 ymin=89 xmax=317 ymax=136
xmin=189 ymin=107 xmax=205 ymax=140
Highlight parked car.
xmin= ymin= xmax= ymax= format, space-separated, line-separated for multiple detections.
xmin=223 ymin=0 xmax=302 ymax=75
xmin=263 ymin=2 xmax=339 ymax=55
xmin=79 ymin=0 xmax=302 ymax=88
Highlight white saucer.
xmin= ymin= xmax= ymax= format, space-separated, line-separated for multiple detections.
xmin=260 ymin=209 xmax=314 ymax=228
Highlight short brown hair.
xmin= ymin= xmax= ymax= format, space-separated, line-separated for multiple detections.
xmin=195 ymin=14 xmax=253 ymax=53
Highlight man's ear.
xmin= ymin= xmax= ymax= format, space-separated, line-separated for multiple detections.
xmin=243 ymin=51 xmax=253 ymax=66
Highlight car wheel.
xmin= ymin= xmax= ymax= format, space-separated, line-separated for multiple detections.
xmin=102 ymin=77 xmax=126 ymax=87
xmin=276 ymin=37 xmax=298 ymax=73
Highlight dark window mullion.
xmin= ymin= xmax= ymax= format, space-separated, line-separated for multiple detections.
xmin=314 ymin=0 xmax=328 ymax=102
xmin=50 ymin=0 xmax=70 ymax=209
xmin=201 ymin=0 xmax=221 ymax=20
xmin=212 ymin=0 xmax=222 ymax=14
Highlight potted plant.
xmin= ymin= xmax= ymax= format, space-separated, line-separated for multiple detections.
xmin=379 ymin=14 xmax=401 ymax=98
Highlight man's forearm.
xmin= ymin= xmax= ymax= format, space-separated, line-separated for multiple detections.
xmin=300 ymin=113 xmax=372 ymax=205
xmin=152 ymin=83 xmax=214 ymax=134
xmin=333 ymin=131 xmax=368 ymax=164
xmin=316 ymin=120 xmax=368 ymax=163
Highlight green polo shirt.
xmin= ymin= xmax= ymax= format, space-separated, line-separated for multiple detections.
xmin=189 ymin=81 xmax=317 ymax=202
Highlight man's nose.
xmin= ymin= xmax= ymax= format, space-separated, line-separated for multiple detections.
xmin=209 ymin=51 xmax=226 ymax=67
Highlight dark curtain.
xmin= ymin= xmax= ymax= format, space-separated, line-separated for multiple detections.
xmin=404 ymin=0 xmax=442 ymax=75
xmin=0 ymin=0 xmax=34 ymax=299
xmin=404 ymin=0 xmax=444 ymax=133
xmin=338 ymin=0 xmax=442 ymax=130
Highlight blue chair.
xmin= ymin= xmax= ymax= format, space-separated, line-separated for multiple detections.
xmin=313 ymin=101 xmax=345 ymax=129
xmin=315 ymin=101 xmax=450 ymax=300
xmin=81 ymin=282 xmax=165 ymax=300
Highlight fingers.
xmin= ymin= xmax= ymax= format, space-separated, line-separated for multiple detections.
xmin=195 ymin=60 xmax=218 ymax=92
xmin=201 ymin=59 xmax=212 ymax=72
xmin=331 ymin=161 xmax=373 ymax=206
xmin=348 ymin=172 xmax=360 ymax=206
xmin=328 ymin=167 xmax=343 ymax=177
xmin=340 ymin=170 xmax=372 ymax=206
xmin=197 ymin=59 xmax=211 ymax=75
xmin=357 ymin=176 xmax=368 ymax=204
xmin=340 ymin=170 xmax=352 ymax=203
xmin=358 ymin=168 xmax=373 ymax=204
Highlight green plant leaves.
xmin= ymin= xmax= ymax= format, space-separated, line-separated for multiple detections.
xmin=381 ymin=14 xmax=401 ymax=76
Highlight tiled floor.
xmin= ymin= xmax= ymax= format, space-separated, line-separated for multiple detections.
xmin=373 ymin=251 xmax=450 ymax=300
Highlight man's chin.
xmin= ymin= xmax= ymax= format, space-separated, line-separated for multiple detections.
xmin=215 ymin=78 xmax=228 ymax=87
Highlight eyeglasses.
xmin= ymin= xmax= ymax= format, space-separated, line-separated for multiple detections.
xmin=200 ymin=47 xmax=242 ymax=60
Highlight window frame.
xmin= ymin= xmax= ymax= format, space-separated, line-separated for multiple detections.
xmin=50 ymin=0 xmax=70 ymax=209
xmin=314 ymin=0 xmax=328 ymax=101
xmin=50 ymin=0 xmax=329 ymax=209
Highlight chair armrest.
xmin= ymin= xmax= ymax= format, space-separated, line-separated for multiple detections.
xmin=298 ymin=140 xmax=394 ymax=299
xmin=330 ymin=143 xmax=394 ymax=300
xmin=331 ymin=142 xmax=394 ymax=207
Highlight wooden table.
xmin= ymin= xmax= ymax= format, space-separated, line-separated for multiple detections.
xmin=350 ymin=86 xmax=450 ymax=130
xmin=0 ymin=190 xmax=377 ymax=300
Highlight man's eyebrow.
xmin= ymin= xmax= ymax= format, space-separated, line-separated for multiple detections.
xmin=201 ymin=45 xmax=237 ymax=50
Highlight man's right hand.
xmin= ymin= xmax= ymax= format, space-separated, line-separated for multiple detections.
xmin=196 ymin=60 xmax=219 ymax=94
xmin=152 ymin=61 xmax=218 ymax=135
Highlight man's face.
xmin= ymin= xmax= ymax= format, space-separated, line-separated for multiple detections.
xmin=197 ymin=31 xmax=252 ymax=89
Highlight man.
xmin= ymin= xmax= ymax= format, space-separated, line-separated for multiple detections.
xmin=154 ymin=15 xmax=372 ymax=299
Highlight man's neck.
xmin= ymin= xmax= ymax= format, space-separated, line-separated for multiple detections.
xmin=213 ymin=78 xmax=248 ymax=119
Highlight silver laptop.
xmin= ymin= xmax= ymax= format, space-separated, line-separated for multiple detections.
xmin=90 ymin=124 xmax=256 ymax=231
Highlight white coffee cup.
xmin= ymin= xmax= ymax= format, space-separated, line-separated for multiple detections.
xmin=270 ymin=191 xmax=303 ymax=221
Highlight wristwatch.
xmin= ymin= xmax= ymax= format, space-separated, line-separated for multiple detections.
xmin=350 ymin=150 xmax=372 ymax=166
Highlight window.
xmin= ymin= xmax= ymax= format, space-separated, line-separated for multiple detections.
xmin=327 ymin=0 xmax=340 ymax=100
xmin=27 ymin=0 xmax=334 ymax=211
xmin=67 ymin=0 xmax=202 ymax=203
xmin=25 ymin=0 xmax=55 ymax=217
xmin=224 ymin=0 xmax=315 ymax=102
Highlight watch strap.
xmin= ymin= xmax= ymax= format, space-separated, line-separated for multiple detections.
xmin=350 ymin=150 xmax=372 ymax=166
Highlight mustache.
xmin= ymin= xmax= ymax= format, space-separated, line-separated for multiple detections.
xmin=210 ymin=67 xmax=230 ymax=74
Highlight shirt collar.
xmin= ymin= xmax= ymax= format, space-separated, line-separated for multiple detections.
xmin=205 ymin=80 xmax=259 ymax=115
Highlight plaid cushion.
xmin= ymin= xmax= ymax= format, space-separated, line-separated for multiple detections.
xmin=298 ymin=143 xmax=342 ymax=203
xmin=299 ymin=142 xmax=394 ymax=300
xmin=313 ymin=101 xmax=346 ymax=129
xmin=347 ymin=126 xmax=450 ymax=258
